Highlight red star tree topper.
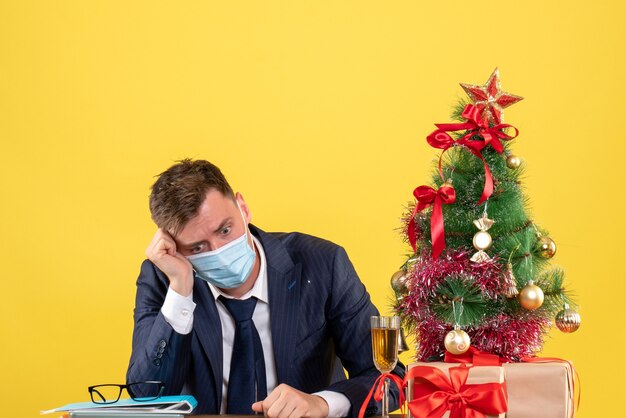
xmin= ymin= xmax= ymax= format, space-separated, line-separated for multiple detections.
xmin=460 ymin=68 xmax=523 ymax=124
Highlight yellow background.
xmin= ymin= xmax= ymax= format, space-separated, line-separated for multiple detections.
xmin=1 ymin=1 xmax=624 ymax=416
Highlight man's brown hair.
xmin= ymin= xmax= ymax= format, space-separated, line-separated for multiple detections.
xmin=149 ymin=158 xmax=235 ymax=235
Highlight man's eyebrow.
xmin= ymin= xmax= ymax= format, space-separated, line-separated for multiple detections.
xmin=180 ymin=217 xmax=234 ymax=248
xmin=213 ymin=217 xmax=233 ymax=234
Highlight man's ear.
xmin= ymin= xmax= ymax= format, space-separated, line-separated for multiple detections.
xmin=235 ymin=192 xmax=252 ymax=224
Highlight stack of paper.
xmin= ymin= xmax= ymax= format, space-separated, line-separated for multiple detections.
xmin=41 ymin=395 xmax=197 ymax=417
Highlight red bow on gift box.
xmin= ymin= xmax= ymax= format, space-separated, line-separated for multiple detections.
xmin=406 ymin=364 xmax=508 ymax=418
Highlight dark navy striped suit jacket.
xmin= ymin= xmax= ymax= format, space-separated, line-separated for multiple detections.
xmin=127 ymin=225 xmax=404 ymax=416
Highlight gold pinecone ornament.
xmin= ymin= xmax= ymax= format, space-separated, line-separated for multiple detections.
xmin=503 ymin=263 xmax=519 ymax=298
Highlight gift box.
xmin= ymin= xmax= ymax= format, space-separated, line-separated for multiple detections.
xmin=503 ymin=361 xmax=574 ymax=418
xmin=406 ymin=362 xmax=507 ymax=418
xmin=406 ymin=360 xmax=575 ymax=418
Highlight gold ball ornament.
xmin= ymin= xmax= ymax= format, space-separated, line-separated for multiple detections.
xmin=519 ymin=281 xmax=544 ymax=310
xmin=472 ymin=231 xmax=493 ymax=251
xmin=506 ymin=155 xmax=522 ymax=169
xmin=444 ymin=329 xmax=471 ymax=355
xmin=555 ymin=305 xmax=581 ymax=333
xmin=537 ymin=236 xmax=557 ymax=259
xmin=390 ymin=270 xmax=408 ymax=294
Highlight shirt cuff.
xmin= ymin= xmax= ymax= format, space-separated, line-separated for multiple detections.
xmin=161 ymin=287 xmax=196 ymax=335
xmin=314 ymin=390 xmax=351 ymax=418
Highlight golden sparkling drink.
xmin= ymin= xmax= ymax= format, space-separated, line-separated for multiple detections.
xmin=371 ymin=327 xmax=398 ymax=373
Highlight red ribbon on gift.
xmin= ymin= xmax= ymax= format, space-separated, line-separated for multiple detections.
xmin=358 ymin=373 xmax=405 ymax=418
xmin=408 ymin=183 xmax=456 ymax=259
xmin=426 ymin=104 xmax=519 ymax=204
xmin=444 ymin=347 xmax=504 ymax=366
xmin=406 ymin=364 xmax=508 ymax=418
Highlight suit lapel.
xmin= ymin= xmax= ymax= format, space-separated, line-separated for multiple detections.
xmin=192 ymin=277 xmax=223 ymax=410
xmin=252 ymin=226 xmax=301 ymax=386
xmin=268 ymin=262 xmax=302 ymax=385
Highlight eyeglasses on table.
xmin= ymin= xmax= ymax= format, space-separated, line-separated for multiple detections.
xmin=88 ymin=381 xmax=165 ymax=404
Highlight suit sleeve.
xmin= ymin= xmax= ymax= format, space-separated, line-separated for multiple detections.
xmin=126 ymin=259 xmax=192 ymax=396
xmin=325 ymin=247 xmax=405 ymax=417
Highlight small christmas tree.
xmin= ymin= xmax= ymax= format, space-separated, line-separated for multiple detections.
xmin=393 ymin=69 xmax=581 ymax=362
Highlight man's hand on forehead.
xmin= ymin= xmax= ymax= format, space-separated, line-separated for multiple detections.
xmin=145 ymin=229 xmax=194 ymax=297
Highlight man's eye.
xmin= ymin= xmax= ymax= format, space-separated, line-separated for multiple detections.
xmin=192 ymin=245 xmax=205 ymax=253
xmin=221 ymin=226 xmax=231 ymax=235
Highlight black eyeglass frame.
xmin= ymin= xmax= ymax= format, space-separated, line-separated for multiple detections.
xmin=88 ymin=381 xmax=165 ymax=404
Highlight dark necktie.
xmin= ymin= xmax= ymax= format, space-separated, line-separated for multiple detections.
xmin=219 ymin=296 xmax=267 ymax=414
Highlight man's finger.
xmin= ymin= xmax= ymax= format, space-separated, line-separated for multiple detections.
xmin=258 ymin=385 xmax=286 ymax=418
xmin=265 ymin=395 xmax=289 ymax=418
xmin=252 ymin=388 xmax=278 ymax=414
xmin=251 ymin=401 xmax=263 ymax=413
xmin=154 ymin=236 xmax=176 ymax=257
xmin=262 ymin=384 xmax=283 ymax=405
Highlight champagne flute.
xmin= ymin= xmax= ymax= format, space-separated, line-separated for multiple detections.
xmin=371 ymin=316 xmax=400 ymax=418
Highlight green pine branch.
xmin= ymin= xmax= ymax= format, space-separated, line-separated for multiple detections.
xmin=431 ymin=275 xmax=501 ymax=327
xmin=535 ymin=268 xmax=577 ymax=316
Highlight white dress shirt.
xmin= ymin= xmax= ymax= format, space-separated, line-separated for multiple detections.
xmin=161 ymin=236 xmax=350 ymax=417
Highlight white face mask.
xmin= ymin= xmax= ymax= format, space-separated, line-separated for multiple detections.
xmin=185 ymin=203 xmax=256 ymax=288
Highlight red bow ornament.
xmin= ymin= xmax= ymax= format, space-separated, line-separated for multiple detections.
xmin=434 ymin=104 xmax=519 ymax=154
xmin=408 ymin=183 xmax=456 ymax=259
xmin=406 ymin=364 xmax=508 ymax=418
xmin=426 ymin=104 xmax=519 ymax=204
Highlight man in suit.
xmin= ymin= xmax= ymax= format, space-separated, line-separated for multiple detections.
xmin=126 ymin=159 xmax=404 ymax=417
